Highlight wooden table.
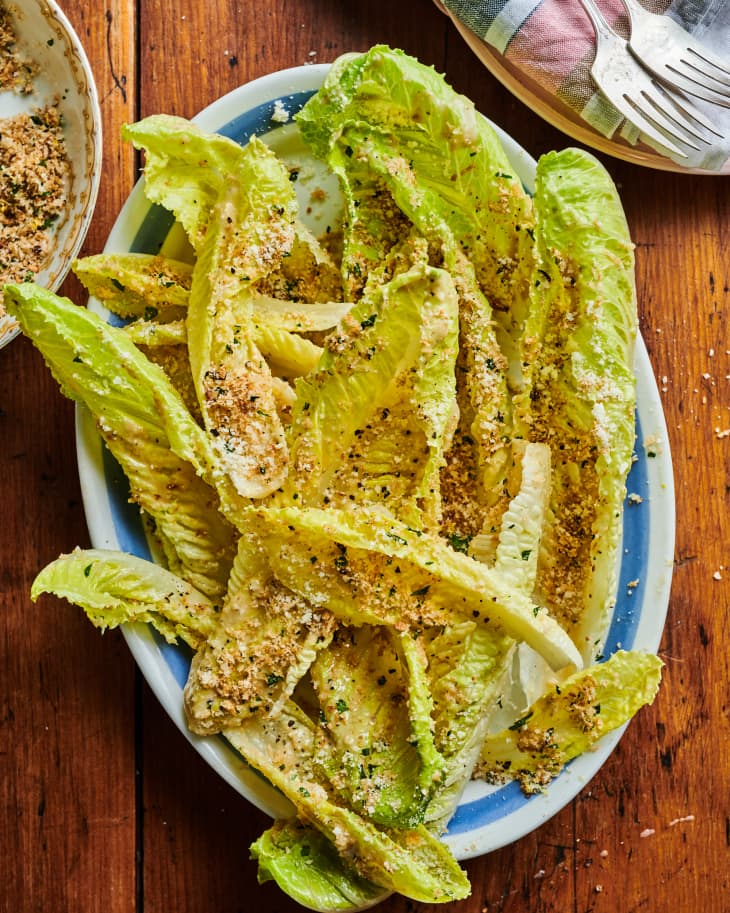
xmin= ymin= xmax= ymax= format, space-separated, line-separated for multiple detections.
xmin=2 ymin=1 xmax=728 ymax=910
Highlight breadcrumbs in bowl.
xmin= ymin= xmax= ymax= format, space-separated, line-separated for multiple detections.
xmin=0 ymin=0 xmax=102 ymax=350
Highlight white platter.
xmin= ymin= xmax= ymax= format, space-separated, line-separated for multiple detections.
xmin=76 ymin=63 xmax=675 ymax=862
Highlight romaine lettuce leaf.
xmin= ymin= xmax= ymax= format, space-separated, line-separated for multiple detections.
xmin=476 ymin=650 xmax=662 ymax=793
xmin=73 ymin=252 xmax=192 ymax=319
xmin=424 ymin=624 xmax=514 ymax=827
xmin=4 ymin=283 xmax=240 ymax=598
xmin=521 ymin=148 xmax=638 ymax=658
xmin=254 ymin=220 xmax=344 ymax=308
xmin=123 ymin=316 xmax=323 ymax=379
xmin=31 ymin=548 xmax=219 ymax=649
xmin=396 ymin=630 xmax=446 ymax=797
xmin=124 ymin=318 xmax=187 ymax=346
xmin=251 ymin=819 xmax=390 ymax=912
xmin=284 ymin=261 xmax=459 ymax=530
xmin=316 ymin=137 xmax=416 ymax=300
xmin=242 ymin=504 xmax=582 ymax=671
xmin=247 ymin=293 xmax=351 ymax=334
xmin=472 ymin=441 xmax=552 ymax=588
xmin=250 ymin=321 xmax=323 ymax=378
xmin=184 ymin=535 xmax=334 ymax=733
xmin=122 ymin=114 xmax=255 ymax=252
xmin=309 ymin=625 xmax=444 ymax=828
xmin=224 ymin=704 xmax=470 ymax=903
xmin=185 ymin=156 xmax=294 ymax=499
xmin=425 ymin=442 xmax=552 ymax=825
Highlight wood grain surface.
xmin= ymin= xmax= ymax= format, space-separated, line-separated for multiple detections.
xmin=1 ymin=1 xmax=729 ymax=911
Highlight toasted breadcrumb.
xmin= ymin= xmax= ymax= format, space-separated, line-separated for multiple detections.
xmin=1 ymin=106 xmax=70 ymax=286
xmin=0 ymin=3 xmax=36 ymax=93
xmin=0 ymin=3 xmax=71 ymax=314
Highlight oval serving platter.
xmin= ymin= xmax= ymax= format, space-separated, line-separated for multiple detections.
xmin=75 ymin=63 xmax=675 ymax=861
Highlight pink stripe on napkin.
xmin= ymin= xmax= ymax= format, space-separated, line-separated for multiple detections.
xmin=504 ymin=0 xmax=626 ymax=92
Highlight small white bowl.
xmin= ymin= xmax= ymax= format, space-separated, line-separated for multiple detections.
xmin=0 ymin=0 xmax=102 ymax=350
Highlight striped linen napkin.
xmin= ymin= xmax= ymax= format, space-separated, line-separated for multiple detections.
xmin=436 ymin=0 xmax=730 ymax=172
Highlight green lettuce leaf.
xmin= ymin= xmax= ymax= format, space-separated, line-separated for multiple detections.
xmin=242 ymin=504 xmax=582 ymax=671
xmin=31 ymin=548 xmax=219 ymax=649
xmin=519 ymin=148 xmax=638 ymax=658
xmin=285 ymin=260 xmax=459 ymax=530
xmin=476 ymin=650 xmax=663 ymax=793
xmin=224 ymin=704 xmax=470 ymax=903
xmin=73 ymin=252 xmax=192 ymax=319
xmin=247 ymin=293 xmax=351 ymax=334
xmin=122 ymin=316 xmax=323 ymax=379
xmin=309 ymin=625 xmax=444 ymax=828
xmin=425 ymin=442 xmax=552 ymax=825
xmin=313 ymin=133 xmax=416 ymax=301
xmin=124 ymin=318 xmax=187 ymax=346
xmin=184 ymin=535 xmax=334 ymax=734
xmin=121 ymin=114 xmax=255 ymax=252
xmin=424 ymin=624 xmax=514 ymax=827
xmin=185 ymin=149 xmax=295 ymax=498
xmin=4 ymin=283 xmax=240 ymax=598
xmin=251 ymin=819 xmax=389 ymax=912
xmin=250 ymin=321 xmax=323 ymax=378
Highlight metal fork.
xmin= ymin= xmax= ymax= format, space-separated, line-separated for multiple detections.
xmin=577 ymin=0 xmax=723 ymax=157
xmin=621 ymin=0 xmax=730 ymax=109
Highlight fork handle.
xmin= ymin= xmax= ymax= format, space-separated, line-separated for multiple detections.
xmin=577 ymin=0 xmax=619 ymax=43
xmin=619 ymin=0 xmax=653 ymax=30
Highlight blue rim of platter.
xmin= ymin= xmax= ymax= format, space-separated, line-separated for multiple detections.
xmin=76 ymin=64 xmax=676 ymax=862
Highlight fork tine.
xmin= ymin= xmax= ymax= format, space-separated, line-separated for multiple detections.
xmin=630 ymin=88 xmax=704 ymax=149
xmin=684 ymin=46 xmax=730 ymax=85
xmin=655 ymin=82 xmax=725 ymax=137
xmin=661 ymin=64 xmax=730 ymax=109
xmin=632 ymin=78 xmax=720 ymax=144
xmin=608 ymin=93 xmax=689 ymax=157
